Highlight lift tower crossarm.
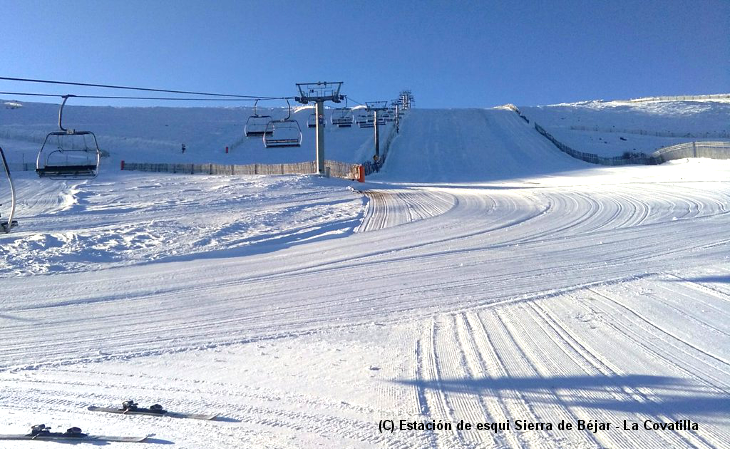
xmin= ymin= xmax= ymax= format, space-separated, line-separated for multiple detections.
xmin=294 ymin=82 xmax=344 ymax=105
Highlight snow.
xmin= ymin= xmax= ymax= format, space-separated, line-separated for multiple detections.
xmin=521 ymin=97 xmax=730 ymax=157
xmin=0 ymin=100 xmax=392 ymax=168
xmin=1 ymin=98 xmax=729 ymax=448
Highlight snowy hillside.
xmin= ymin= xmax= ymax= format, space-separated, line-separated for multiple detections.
xmin=379 ymin=108 xmax=585 ymax=182
xmin=0 ymin=99 xmax=392 ymax=167
xmin=521 ymin=96 xmax=730 ymax=157
xmin=1 ymin=98 xmax=729 ymax=448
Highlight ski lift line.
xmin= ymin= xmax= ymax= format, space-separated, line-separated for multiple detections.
xmin=345 ymin=96 xmax=366 ymax=106
xmin=0 ymin=91 xmax=283 ymax=102
xmin=0 ymin=76 xmax=290 ymax=100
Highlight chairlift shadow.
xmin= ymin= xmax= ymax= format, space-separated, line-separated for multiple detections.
xmin=662 ymin=275 xmax=730 ymax=284
xmin=395 ymin=374 xmax=729 ymax=417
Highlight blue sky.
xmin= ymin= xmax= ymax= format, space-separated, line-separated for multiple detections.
xmin=0 ymin=0 xmax=727 ymax=108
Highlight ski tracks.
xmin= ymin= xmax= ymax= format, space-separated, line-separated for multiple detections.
xmin=357 ymin=188 xmax=456 ymax=233
xmin=409 ymin=279 xmax=730 ymax=448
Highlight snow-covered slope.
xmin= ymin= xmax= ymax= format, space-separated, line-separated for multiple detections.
xmin=379 ymin=108 xmax=586 ymax=182
xmin=1 ymin=98 xmax=730 ymax=448
xmin=521 ymin=97 xmax=730 ymax=157
xmin=0 ymin=100 xmax=390 ymax=167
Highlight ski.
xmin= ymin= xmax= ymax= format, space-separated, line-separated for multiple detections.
xmin=0 ymin=434 xmax=148 ymax=443
xmin=0 ymin=425 xmax=148 ymax=443
xmin=89 ymin=401 xmax=218 ymax=421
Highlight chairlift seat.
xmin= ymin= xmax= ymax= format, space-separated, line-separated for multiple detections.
xmin=331 ymin=109 xmax=354 ymax=127
xmin=264 ymin=137 xmax=301 ymax=147
xmin=358 ymin=117 xmax=375 ymax=128
xmin=263 ymin=120 xmax=302 ymax=148
xmin=245 ymin=115 xmax=273 ymax=137
xmin=307 ymin=113 xmax=324 ymax=128
xmin=0 ymin=219 xmax=18 ymax=232
xmin=36 ymin=129 xmax=101 ymax=180
xmin=36 ymin=164 xmax=98 ymax=178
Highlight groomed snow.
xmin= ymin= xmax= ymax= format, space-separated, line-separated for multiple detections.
xmin=1 ymin=104 xmax=729 ymax=448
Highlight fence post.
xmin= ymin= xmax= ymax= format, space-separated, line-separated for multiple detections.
xmin=120 ymin=160 xmax=125 ymax=170
xmin=358 ymin=165 xmax=365 ymax=182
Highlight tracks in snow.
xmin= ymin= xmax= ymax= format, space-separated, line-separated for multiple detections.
xmin=410 ymin=278 xmax=730 ymax=448
xmin=2 ymin=160 xmax=730 ymax=447
xmin=357 ymin=188 xmax=456 ymax=232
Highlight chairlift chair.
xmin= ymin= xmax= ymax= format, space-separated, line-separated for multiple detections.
xmin=36 ymin=131 xmax=102 ymax=179
xmin=263 ymin=100 xmax=302 ymax=148
xmin=0 ymin=146 xmax=18 ymax=233
xmin=35 ymin=96 xmax=101 ymax=180
xmin=357 ymin=111 xmax=374 ymax=128
xmin=331 ymin=108 xmax=354 ymax=127
xmin=245 ymin=100 xmax=273 ymax=137
xmin=307 ymin=112 xmax=324 ymax=128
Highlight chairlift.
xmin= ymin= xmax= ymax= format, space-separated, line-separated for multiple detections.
xmin=0 ymin=146 xmax=18 ymax=233
xmin=307 ymin=112 xmax=324 ymax=128
xmin=331 ymin=99 xmax=354 ymax=127
xmin=357 ymin=111 xmax=374 ymax=128
xmin=245 ymin=100 xmax=273 ymax=137
xmin=36 ymin=96 xmax=101 ymax=179
xmin=263 ymin=99 xmax=302 ymax=148
xmin=391 ymin=100 xmax=405 ymax=118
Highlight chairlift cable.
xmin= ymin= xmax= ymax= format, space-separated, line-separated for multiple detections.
xmin=0 ymin=91 xmax=280 ymax=102
xmin=345 ymin=96 xmax=366 ymax=106
xmin=0 ymin=76 xmax=290 ymax=100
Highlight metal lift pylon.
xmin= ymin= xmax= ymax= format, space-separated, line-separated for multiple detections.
xmin=294 ymin=82 xmax=344 ymax=175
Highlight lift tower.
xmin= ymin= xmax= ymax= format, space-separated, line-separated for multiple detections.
xmin=365 ymin=101 xmax=389 ymax=162
xmin=295 ymin=82 xmax=344 ymax=175
xmin=399 ymin=90 xmax=415 ymax=110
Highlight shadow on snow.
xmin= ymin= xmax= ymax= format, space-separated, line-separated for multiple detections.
xmin=395 ymin=374 xmax=729 ymax=418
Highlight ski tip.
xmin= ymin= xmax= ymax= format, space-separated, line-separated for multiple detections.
xmin=139 ymin=433 xmax=159 ymax=443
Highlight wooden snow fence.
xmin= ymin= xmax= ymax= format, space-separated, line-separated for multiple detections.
xmin=120 ymin=160 xmax=361 ymax=180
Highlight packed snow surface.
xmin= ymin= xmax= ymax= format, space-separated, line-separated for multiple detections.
xmin=1 ymin=104 xmax=729 ymax=448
